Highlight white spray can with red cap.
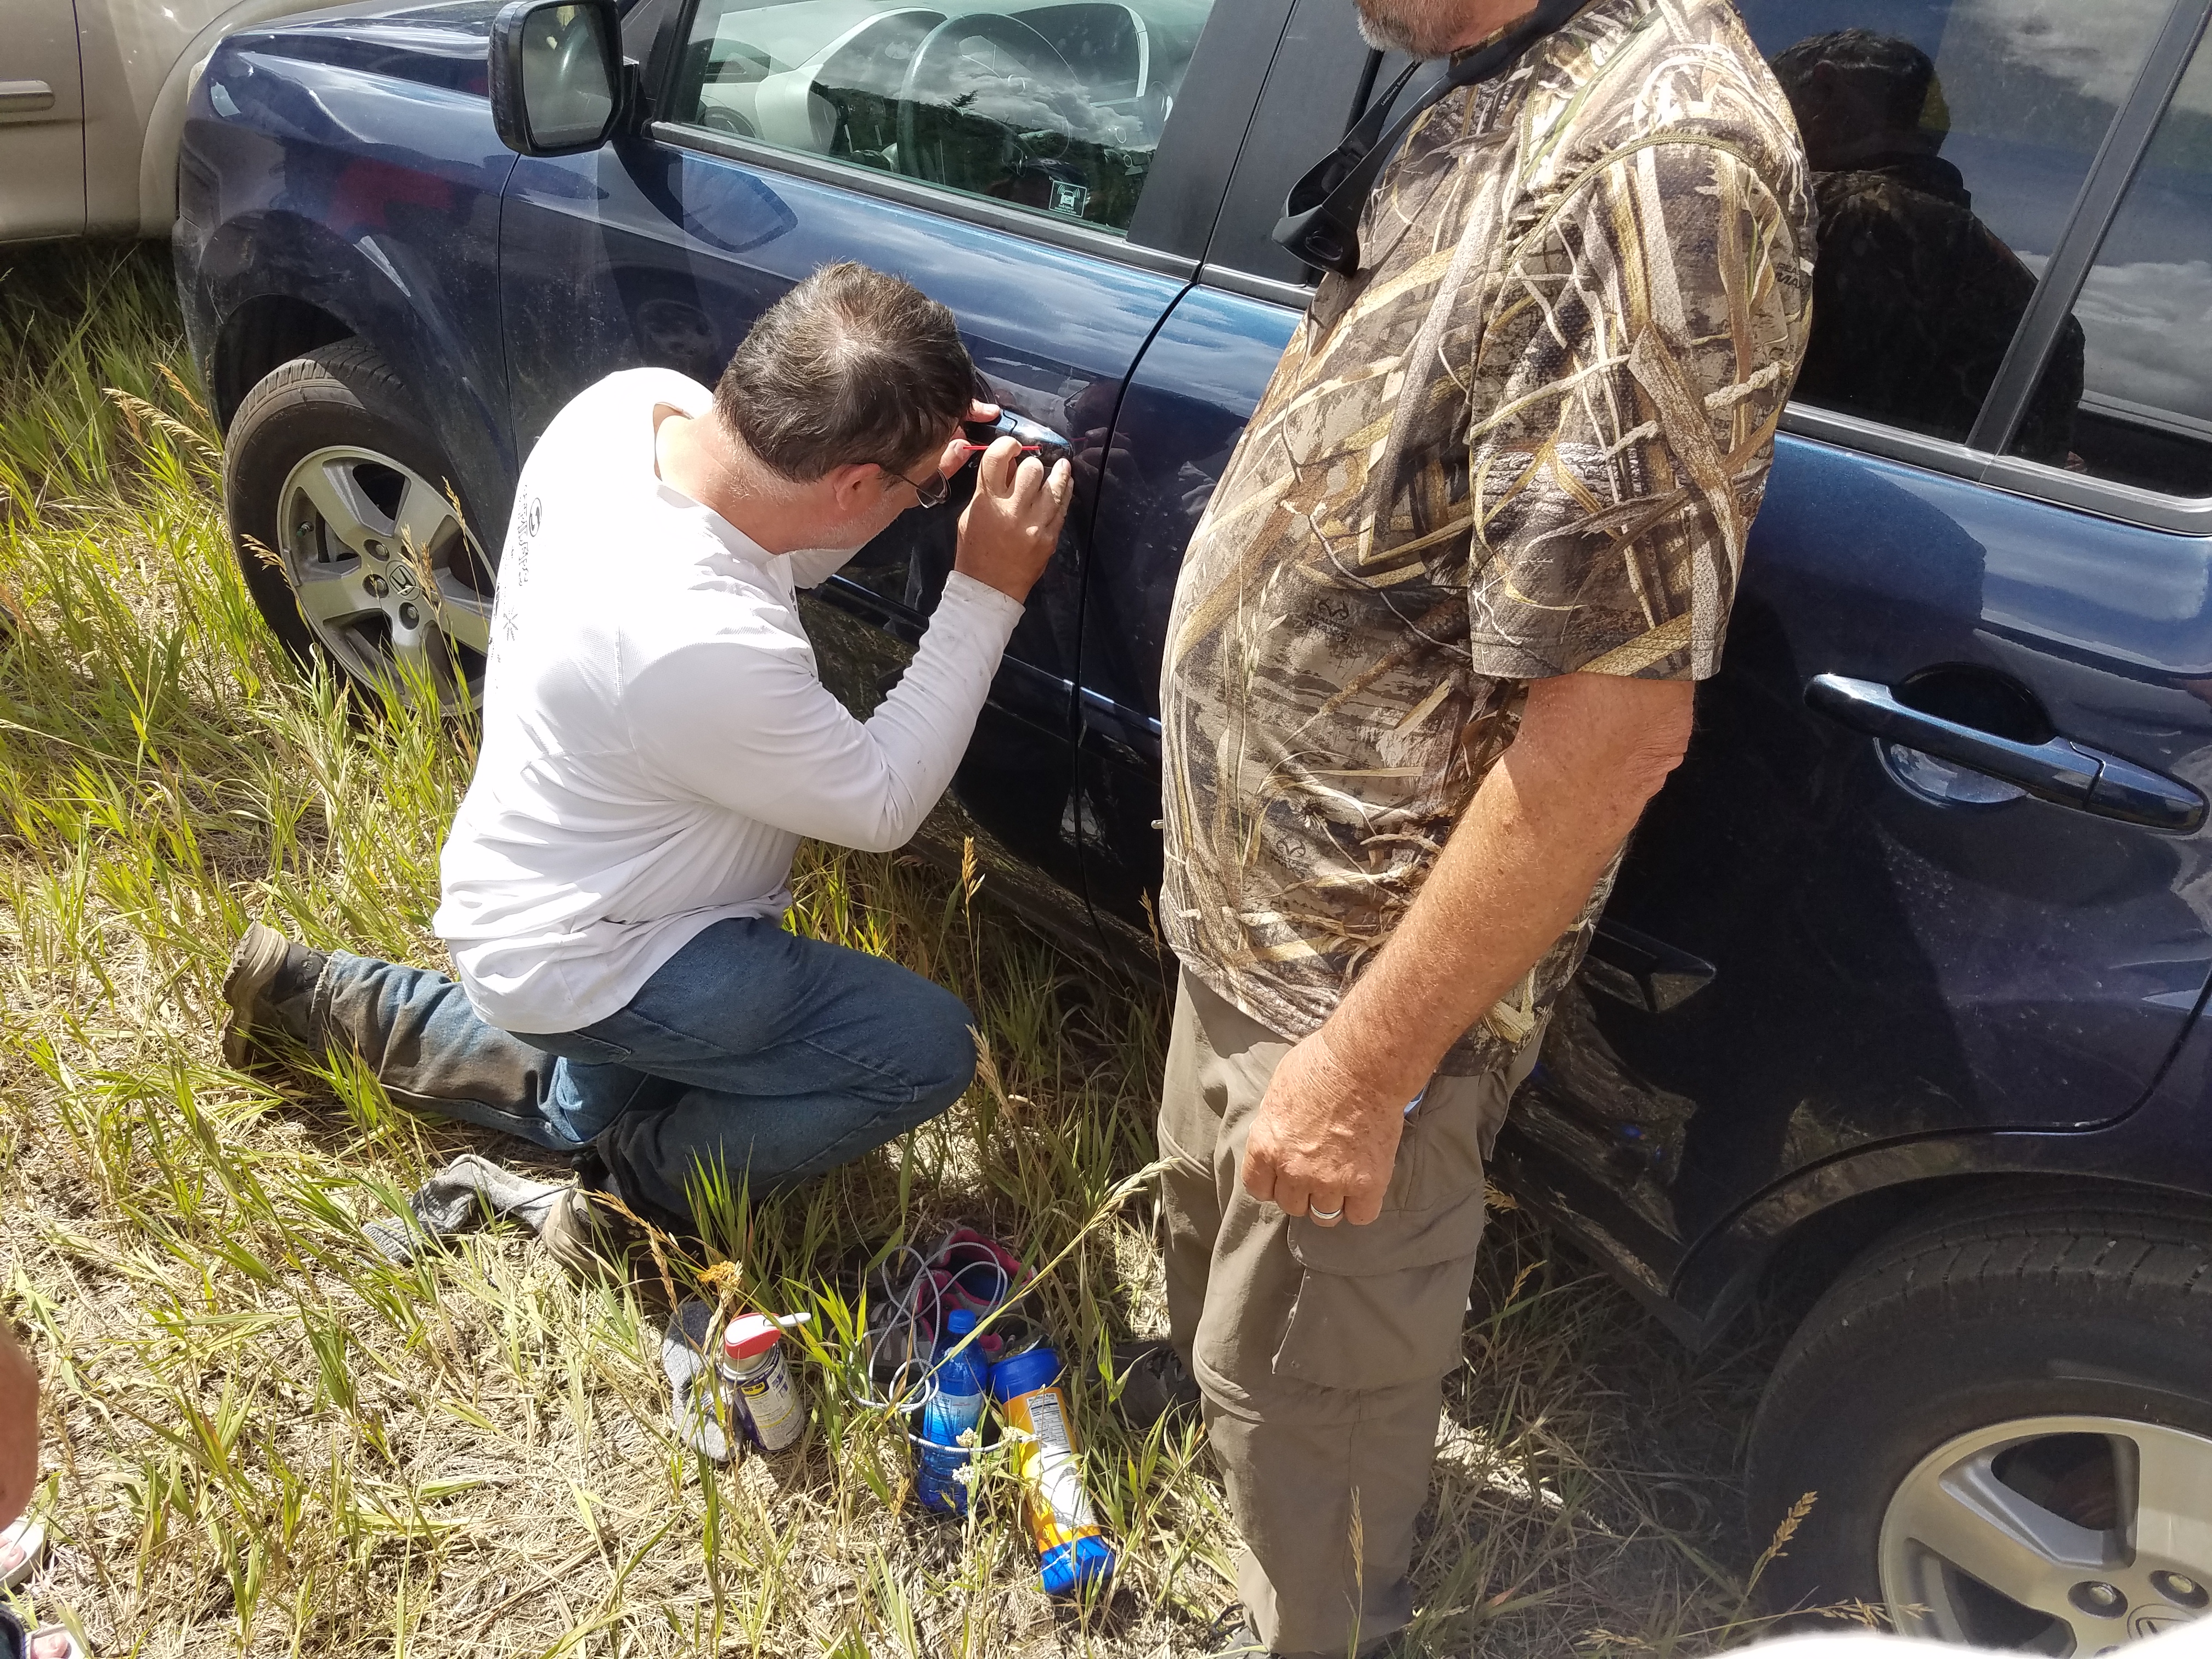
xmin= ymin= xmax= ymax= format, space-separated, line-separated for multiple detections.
xmin=719 ymin=1311 xmax=810 ymax=1453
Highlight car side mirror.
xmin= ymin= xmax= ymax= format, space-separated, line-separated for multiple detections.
xmin=490 ymin=0 xmax=625 ymax=156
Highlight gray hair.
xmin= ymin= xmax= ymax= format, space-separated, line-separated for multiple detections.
xmin=713 ymin=262 xmax=974 ymax=482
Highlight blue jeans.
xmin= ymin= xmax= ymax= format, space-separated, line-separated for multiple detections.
xmin=304 ymin=918 xmax=977 ymax=1226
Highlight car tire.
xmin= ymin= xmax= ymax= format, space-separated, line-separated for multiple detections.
xmin=222 ymin=339 xmax=494 ymax=710
xmin=1748 ymin=1186 xmax=2212 ymax=1649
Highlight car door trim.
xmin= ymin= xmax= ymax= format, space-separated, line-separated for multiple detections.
xmin=1779 ymin=402 xmax=2212 ymax=538
xmin=648 ymin=121 xmax=1200 ymax=281
xmin=1195 ymin=262 xmax=1311 ymax=311
xmin=1977 ymin=454 xmax=2212 ymax=534
xmin=1778 ymin=404 xmax=1993 ymax=482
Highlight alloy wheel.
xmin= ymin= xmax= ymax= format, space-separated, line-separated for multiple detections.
xmin=1879 ymin=1414 xmax=2212 ymax=1653
xmin=275 ymin=444 xmax=493 ymax=709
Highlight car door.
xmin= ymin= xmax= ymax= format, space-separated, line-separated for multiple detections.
xmin=1074 ymin=0 xmax=1367 ymax=958
xmin=1496 ymin=0 xmax=2212 ymax=1300
xmin=1 ymin=0 xmax=88 ymax=241
xmin=1080 ymin=0 xmax=2212 ymax=1295
xmin=498 ymin=0 xmax=1285 ymax=949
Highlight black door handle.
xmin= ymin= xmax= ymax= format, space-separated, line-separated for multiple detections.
xmin=1806 ymin=674 xmax=2206 ymax=832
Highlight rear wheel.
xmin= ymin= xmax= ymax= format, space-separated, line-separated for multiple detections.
xmin=1748 ymin=1187 xmax=2212 ymax=1650
xmin=222 ymin=340 xmax=494 ymax=710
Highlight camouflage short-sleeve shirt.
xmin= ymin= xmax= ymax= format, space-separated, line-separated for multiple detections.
xmin=1158 ymin=0 xmax=1813 ymax=1074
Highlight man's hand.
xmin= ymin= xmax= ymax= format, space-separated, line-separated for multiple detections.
xmin=938 ymin=397 xmax=1001 ymax=473
xmin=1242 ymin=1026 xmax=1409 ymax=1227
xmin=1241 ymin=674 xmax=1696 ymax=1230
xmin=954 ymin=433 xmax=1073 ymax=604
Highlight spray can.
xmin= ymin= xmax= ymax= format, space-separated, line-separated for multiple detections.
xmin=915 ymin=1308 xmax=988 ymax=1513
xmin=988 ymin=1344 xmax=1117 ymax=1596
xmin=720 ymin=1312 xmax=806 ymax=1453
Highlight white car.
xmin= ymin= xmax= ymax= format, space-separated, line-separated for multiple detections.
xmin=2 ymin=0 xmax=336 ymax=242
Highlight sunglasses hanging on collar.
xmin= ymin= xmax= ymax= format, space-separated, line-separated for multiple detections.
xmin=1272 ymin=0 xmax=1590 ymax=278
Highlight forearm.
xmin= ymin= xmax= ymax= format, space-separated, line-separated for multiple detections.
xmin=845 ymin=573 xmax=1023 ymax=847
xmin=640 ymin=573 xmax=1022 ymax=850
xmin=1320 ymin=675 xmax=1694 ymax=1097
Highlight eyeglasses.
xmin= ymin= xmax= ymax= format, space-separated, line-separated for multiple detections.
xmin=879 ymin=443 xmax=1047 ymax=510
xmin=881 ymin=461 xmax=953 ymax=510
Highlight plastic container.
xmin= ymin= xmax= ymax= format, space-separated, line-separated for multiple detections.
xmin=720 ymin=1312 xmax=805 ymax=1453
xmin=989 ymin=1345 xmax=1117 ymax=1596
xmin=915 ymin=1308 xmax=988 ymax=1514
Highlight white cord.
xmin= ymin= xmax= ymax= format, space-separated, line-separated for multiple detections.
xmin=846 ymin=1237 xmax=1014 ymax=1417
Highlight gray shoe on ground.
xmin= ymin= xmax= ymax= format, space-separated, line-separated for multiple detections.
xmin=218 ymin=921 xmax=326 ymax=1066
xmin=663 ymin=1297 xmax=735 ymax=1463
xmin=1111 ymin=1338 xmax=1201 ymax=1430
xmin=535 ymin=1182 xmax=641 ymax=1279
xmin=1203 ymin=1607 xmax=1269 ymax=1657
xmin=1203 ymin=1603 xmax=1401 ymax=1658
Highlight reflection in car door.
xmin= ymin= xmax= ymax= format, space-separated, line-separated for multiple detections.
xmin=496 ymin=0 xmax=1272 ymax=946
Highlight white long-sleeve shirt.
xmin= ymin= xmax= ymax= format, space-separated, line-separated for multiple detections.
xmin=432 ymin=369 xmax=1022 ymax=1033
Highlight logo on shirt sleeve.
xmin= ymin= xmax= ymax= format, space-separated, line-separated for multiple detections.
xmin=496 ymin=493 xmax=541 ymax=645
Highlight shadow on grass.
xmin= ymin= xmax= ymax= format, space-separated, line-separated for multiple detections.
xmin=0 ymin=235 xmax=1790 ymax=1658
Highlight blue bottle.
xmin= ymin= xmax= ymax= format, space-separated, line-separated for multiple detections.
xmin=915 ymin=1308 xmax=988 ymax=1514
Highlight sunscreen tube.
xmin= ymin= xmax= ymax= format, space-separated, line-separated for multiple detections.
xmin=988 ymin=1345 xmax=1116 ymax=1596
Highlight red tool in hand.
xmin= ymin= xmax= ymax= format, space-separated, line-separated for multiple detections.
xmin=961 ymin=408 xmax=1073 ymax=466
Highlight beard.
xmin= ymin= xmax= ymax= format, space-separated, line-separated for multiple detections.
xmin=1355 ymin=0 xmax=1543 ymax=59
xmin=1353 ymin=0 xmax=1463 ymax=57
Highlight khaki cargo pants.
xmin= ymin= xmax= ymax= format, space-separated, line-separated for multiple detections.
xmin=1159 ymin=975 xmax=1535 ymax=1658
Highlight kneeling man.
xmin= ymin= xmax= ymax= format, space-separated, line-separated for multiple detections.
xmin=221 ymin=262 xmax=1071 ymax=1263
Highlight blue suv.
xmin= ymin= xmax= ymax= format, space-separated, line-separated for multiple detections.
xmin=177 ymin=0 xmax=2212 ymax=1638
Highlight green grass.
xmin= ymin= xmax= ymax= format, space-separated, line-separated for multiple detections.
xmin=0 ymin=239 xmax=1796 ymax=1657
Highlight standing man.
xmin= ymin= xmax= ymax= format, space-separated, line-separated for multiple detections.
xmin=1136 ymin=0 xmax=1813 ymax=1652
xmin=221 ymin=263 xmax=1071 ymax=1259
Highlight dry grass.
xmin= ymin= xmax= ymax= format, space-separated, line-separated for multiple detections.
xmin=0 ymin=239 xmax=1794 ymax=1657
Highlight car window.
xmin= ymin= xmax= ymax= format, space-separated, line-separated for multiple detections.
xmin=1735 ymin=0 xmax=2170 ymax=453
xmin=663 ymin=0 xmax=1216 ymax=234
xmin=2003 ymin=41 xmax=2212 ymax=498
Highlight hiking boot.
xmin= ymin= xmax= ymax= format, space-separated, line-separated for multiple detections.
xmin=1203 ymin=1612 xmax=1397 ymax=1659
xmin=536 ymin=1182 xmax=643 ymax=1279
xmin=1203 ymin=1607 xmax=1268 ymax=1657
xmin=1111 ymin=1338 xmax=1200 ymax=1430
xmin=219 ymin=922 xmax=327 ymax=1066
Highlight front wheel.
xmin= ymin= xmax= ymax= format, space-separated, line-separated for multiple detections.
xmin=1748 ymin=1187 xmax=2212 ymax=1651
xmin=221 ymin=340 xmax=494 ymax=711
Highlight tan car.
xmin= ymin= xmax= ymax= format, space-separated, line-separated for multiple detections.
xmin=1 ymin=0 xmax=336 ymax=242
